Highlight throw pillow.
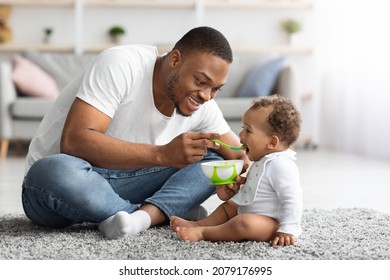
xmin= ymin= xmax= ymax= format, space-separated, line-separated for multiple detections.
xmin=237 ymin=56 xmax=285 ymax=98
xmin=24 ymin=50 xmax=97 ymax=90
xmin=11 ymin=55 xmax=59 ymax=99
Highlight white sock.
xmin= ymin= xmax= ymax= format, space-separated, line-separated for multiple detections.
xmin=98 ymin=210 xmax=151 ymax=240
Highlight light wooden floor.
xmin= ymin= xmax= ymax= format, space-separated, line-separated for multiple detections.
xmin=1 ymin=148 xmax=390 ymax=216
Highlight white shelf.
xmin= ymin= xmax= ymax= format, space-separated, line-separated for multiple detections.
xmin=0 ymin=0 xmax=312 ymax=8
xmin=83 ymin=0 xmax=312 ymax=9
xmin=80 ymin=44 xmax=311 ymax=55
xmin=82 ymin=44 xmax=117 ymax=53
xmin=0 ymin=0 xmax=195 ymax=8
xmin=0 ymin=43 xmax=74 ymax=52
xmin=0 ymin=0 xmax=74 ymax=7
xmin=205 ymin=0 xmax=313 ymax=9
xmin=233 ymin=45 xmax=312 ymax=54
xmin=0 ymin=43 xmax=312 ymax=55
xmin=84 ymin=0 xmax=196 ymax=9
xmin=81 ymin=43 xmax=172 ymax=53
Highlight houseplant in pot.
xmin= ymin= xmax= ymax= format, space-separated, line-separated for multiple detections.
xmin=281 ymin=19 xmax=302 ymax=46
xmin=43 ymin=27 xmax=53 ymax=44
xmin=108 ymin=25 xmax=126 ymax=43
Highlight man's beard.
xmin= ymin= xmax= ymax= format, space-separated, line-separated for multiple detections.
xmin=167 ymin=73 xmax=189 ymax=117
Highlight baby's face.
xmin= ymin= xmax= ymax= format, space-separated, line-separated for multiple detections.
xmin=239 ymin=107 xmax=273 ymax=161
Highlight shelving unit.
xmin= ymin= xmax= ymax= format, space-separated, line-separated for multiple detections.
xmin=205 ymin=0 xmax=312 ymax=9
xmin=0 ymin=0 xmax=74 ymax=7
xmin=0 ymin=0 xmax=75 ymax=53
xmin=83 ymin=0 xmax=312 ymax=9
xmin=0 ymin=0 xmax=313 ymax=54
xmin=0 ymin=0 xmax=313 ymax=9
xmin=232 ymin=45 xmax=312 ymax=54
xmin=0 ymin=43 xmax=74 ymax=52
xmin=84 ymin=0 xmax=196 ymax=9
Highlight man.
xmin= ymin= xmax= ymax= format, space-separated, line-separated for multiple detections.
xmin=22 ymin=26 xmax=247 ymax=239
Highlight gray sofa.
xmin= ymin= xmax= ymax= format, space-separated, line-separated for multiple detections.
xmin=215 ymin=53 xmax=298 ymax=134
xmin=0 ymin=51 xmax=298 ymax=159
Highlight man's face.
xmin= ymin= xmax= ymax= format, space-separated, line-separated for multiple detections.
xmin=167 ymin=51 xmax=230 ymax=116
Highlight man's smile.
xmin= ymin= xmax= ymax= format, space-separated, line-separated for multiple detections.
xmin=188 ymin=96 xmax=201 ymax=107
xmin=185 ymin=96 xmax=202 ymax=112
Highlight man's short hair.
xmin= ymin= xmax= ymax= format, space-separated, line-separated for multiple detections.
xmin=173 ymin=26 xmax=233 ymax=63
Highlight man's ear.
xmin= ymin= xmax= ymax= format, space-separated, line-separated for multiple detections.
xmin=169 ymin=50 xmax=181 ymax=68
xmin=267 ymin=135 xmax=280 ymax=149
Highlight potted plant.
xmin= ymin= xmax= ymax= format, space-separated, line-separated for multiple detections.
xmin=281 ymin=19 xmax=302 ymax=45
xmin=43 ymin=27 xmax=53 ymax=44
xmin=108 ymin=25 xmax=125 ymax=43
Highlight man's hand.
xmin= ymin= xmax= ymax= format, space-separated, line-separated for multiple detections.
xmin=271 ymin=232 xmax=296 ymax=247
xmin=159 ymin=132 xmax=221 ymax=168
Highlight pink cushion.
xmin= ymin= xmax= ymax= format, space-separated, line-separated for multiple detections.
xmin=12 ymin=55 xmax=59 ymax=99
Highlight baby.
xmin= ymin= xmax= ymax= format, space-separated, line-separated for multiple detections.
xmin=170 ymin=95 xmax=302 ymax=246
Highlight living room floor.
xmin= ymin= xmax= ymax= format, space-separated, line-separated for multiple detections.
xmin=1 ymin=148 xmax=390 ymax=216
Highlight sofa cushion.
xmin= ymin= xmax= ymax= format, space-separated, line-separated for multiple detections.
xmin=215 ymin=98 xmax=253 ymax=119
xmin=11 ymin=97 xmax=54 ymax=119
xmin=237 ymin=56 xmax=285 ymax=98
xmin=11 ymin=55 xmax=60 ymax=99
xmin=24 ymin=50 xmax=97 ymax=90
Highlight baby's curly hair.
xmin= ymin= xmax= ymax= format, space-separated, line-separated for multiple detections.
xmin=249 ymin=95 xmax=302 ymax=147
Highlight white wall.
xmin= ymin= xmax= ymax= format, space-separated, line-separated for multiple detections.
xmin=8 ymin=4 xmax=315 ymax=48
xmin=5 ymin=2 xmax=318 ymax=143
xmin=10 ymin=7 xmax=75 ymax=46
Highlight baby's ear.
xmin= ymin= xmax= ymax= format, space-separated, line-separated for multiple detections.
xmin=267 ymin=135 xmax=280 ymax=149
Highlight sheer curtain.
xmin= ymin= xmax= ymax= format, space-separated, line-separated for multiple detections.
xmin=315 ymin=0 xmax=390 ymax=160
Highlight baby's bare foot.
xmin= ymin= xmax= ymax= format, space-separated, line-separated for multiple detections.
xmin=169 ymin=216 xmax=197 ymax=230
xmin=175 ymin=226 xmax=204 ymax=241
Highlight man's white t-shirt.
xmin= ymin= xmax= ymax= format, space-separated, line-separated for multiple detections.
xmin=25 ymin=45 xmax=230 ymax=173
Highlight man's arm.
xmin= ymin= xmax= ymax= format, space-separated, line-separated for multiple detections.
xmin=60 ymin=98 xmax=221 ymax=169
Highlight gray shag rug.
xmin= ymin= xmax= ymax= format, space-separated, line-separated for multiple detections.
xmin=1 ymin=208 xmax=389 ymax=260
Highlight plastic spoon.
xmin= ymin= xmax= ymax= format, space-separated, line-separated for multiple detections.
xmin=211 ymin=139 xmax=246 ymax=151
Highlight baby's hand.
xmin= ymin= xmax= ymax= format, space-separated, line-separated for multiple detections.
xmin=271 ymin=233 xmax=296 ymax=247
xmin=215 ymin=171 xmax=247 ymax=201
xmin=234 ymin=174 xmax=247 ymax=185
xmin=215 ymin=165 xmax=247 ymax=201
xmin=215 ymin=183 xmax=240 ymax=201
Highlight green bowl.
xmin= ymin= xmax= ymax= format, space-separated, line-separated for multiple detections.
xmin=201 ymin=160 xmax=244 ymax=185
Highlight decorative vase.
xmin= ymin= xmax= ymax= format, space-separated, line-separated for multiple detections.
xmin=110 ymin=35 xmax=122 ymax=44
xmin=288 ymin=33 xmax=298 ymax=46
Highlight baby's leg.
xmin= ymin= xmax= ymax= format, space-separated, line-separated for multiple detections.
xmin=170 ymin=201 xmax=238 ymax=230
xmin=176 ymin=213 xmax=278 ymax=242
xmin=169 ymin=216 xmax=198 ymax=229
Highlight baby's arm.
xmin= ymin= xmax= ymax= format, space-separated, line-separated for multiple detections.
xmin=270 ymin=157 xmax=303 ymax=245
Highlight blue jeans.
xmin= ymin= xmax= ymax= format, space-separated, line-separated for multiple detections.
xmin=22 ymin=151 xmax=222 ymax=228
